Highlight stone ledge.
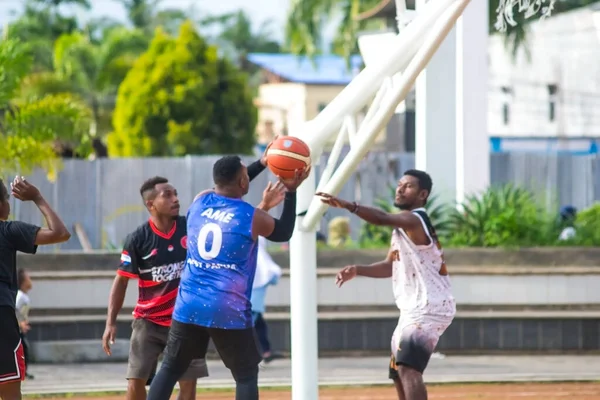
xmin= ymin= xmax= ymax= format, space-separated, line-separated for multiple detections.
xmin=18 ymin=247 xmax=600 ymax=271
xmin=28 ymin=265 xmax=600 ymax=280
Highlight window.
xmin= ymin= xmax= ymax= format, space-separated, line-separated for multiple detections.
xmin=548 ymin=84 xmax=558 ymax=122
xmin=501 ymin=86 xmax=512 ymax=125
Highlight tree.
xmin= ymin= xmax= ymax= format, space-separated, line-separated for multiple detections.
xmin=0 ymin=39 xmax=92 ymax=180
xmin=491 ymin=0 xmax=600 ymax=60
xmin=4 ymin=0 xmax=92 ymax=71
xmin=285 ymin=0 xmax=600 ymax=60
xmin=119 ymin=0 xmax=191 ymax=35
xmin=199 ymin=10 xmax=282 ymax=71
xmin=107 ymin=20 xmax=257 ymax=157
xmin=15 ymin=28 xmax=149 ymax=154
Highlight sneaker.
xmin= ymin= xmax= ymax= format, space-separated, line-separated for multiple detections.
xmin=262 ymin=352 xmax=284 ymax=363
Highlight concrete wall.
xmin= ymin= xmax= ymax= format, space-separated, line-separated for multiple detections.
xmin=20 ymin=248 xmax=600 ymax=362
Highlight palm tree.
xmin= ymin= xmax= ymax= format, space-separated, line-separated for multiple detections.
xmin=199 ymin=10 xmax=282 ymax=71
xmin=285 ymin=0 xmax=600 ymax=60
xmin=118 ymin=0 xmax=190 ymax=35
xmin=0 ymin=38 xmax=92 ymax=178
xmin=4 ymin=1 xmax=83 ymax=71
xmin=18 ymin=28 xmax=149 ymax=156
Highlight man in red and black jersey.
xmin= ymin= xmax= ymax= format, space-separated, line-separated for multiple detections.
xmin=102 ymin=177 xmax=207 ymax=400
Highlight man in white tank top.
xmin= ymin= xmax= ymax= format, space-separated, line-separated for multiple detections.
xmin=317 ymin=169 xmax=456 ymax=400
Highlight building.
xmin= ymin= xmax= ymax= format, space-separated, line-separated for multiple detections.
xmin=247 ymin=53 xmax=406 ymax=151
xmin=250 ymin=2 xmax=600 ymax=155
xmin=488 ymin=3 xmax=600 ymax=154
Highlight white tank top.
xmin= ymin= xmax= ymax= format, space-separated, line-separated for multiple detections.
xmin=390 ymin=208 xmax=456 ymax=319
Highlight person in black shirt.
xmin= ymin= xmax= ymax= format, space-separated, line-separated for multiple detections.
xmin=0 ymin=176 xmax=71 ymax=400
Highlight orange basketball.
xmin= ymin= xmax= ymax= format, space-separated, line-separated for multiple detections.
xmin=266 ymin=136 xmax=311 ymax=180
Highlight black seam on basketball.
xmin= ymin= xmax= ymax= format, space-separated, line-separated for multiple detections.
xmin=269 ymin=166 xmax=300 ymax=172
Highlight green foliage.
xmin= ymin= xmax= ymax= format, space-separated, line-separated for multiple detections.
xmin=286 ymin=0 xmax=600 ymax=61
xmin=572 ymin=203 xmax=600 ymax=246
xmin=351 ymin=183 xmax=600 ymax=249
xmin=108 ymin=20 xmax=257 ymax=157
xmin=445 ymin=185 xmax=560 ymax=247
xmin=0 ymin=39 xmax=92 ymax=180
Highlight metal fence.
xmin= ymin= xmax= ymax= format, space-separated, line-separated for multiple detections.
xmin=8 ymin=151 xmax=600 ymax=252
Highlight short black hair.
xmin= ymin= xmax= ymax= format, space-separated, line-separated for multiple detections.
xmin=213 ymin=155 xmax=243 ymax=186
xmin=17 ymin=268 xmax=27 ymax=289
xmin=140 ymin=176 xmax=169 ymax=202
xmin=0 ymin=179 xmax=8 ymax=201
xmin=404 ymin=169 xmax=433 ymax=198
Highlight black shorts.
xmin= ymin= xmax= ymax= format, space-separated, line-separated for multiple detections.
xmin=163 ymin=320 xmax=262 ymax=376
xmin=388 ymin=318 xmax=451 ymax=379
xmin=0 ymin=306 xmax=26 ymax=385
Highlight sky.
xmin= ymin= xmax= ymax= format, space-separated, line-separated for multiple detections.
xmin=0 ymin=0 xmax=291 ymax=41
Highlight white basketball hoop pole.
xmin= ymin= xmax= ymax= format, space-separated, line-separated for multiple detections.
xmin=302 ymin=0 xmax=472 ymax=231
xmin=288 ymin=1 xmax=474 ymax=399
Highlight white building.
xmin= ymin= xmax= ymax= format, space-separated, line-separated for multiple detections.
xmin=488 ymin=3 xmax=600 ymax=153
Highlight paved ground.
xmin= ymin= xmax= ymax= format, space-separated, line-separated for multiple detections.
xmin=35 ymin=383 xmax=600 ymax=400
xmin=22 ymin=355 xmax=600 ymax=395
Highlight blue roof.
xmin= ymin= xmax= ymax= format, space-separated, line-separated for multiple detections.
xmin=247 ymin=53 xmax=363 ymax=85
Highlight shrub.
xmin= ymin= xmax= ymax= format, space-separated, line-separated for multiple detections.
xmin=445 ymin=184 xmax=560 ymax=247
xmin=571 ymin=203 xmax=600 ymax=246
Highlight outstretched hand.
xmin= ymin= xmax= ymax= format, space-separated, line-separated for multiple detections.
xmin=315 ymin=192 xmax=353 ymax=210
xmin=335 ymin=265 xmax=357 ymax=288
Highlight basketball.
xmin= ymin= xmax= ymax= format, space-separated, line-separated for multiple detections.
xmin=266 ymin=136 xmax=311 ymax=180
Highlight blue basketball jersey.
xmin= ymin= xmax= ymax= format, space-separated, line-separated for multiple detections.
xmin=173 ymin=192 xmax=258 ymax=329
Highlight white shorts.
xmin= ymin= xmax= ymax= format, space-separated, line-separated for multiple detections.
xmin=389 ymin=315 xmax=452 ymax=376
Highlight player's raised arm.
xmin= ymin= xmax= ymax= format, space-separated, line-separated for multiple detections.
xmin=10 ymin=176 xmax=71 ymax=246
xmin=316 ymin=191 xmax=421 ymax=231
xmin=251 ymin=168 xmax=310 ymax=242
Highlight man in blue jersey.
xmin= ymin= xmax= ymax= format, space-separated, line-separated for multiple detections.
xmin=147 ymin=155 xmax=309 ymax=400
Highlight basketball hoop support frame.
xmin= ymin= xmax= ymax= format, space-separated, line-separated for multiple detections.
xmin=287 ymin=1 xmax=473 ymax=399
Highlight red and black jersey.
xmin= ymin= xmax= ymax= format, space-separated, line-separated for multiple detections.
xmin=117 ymin=216 xmax=188 ymax=327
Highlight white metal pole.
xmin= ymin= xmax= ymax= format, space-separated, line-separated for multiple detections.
xmin=316 ymin=121 xmax=348 ymax=193
xmin=289 ymin=168 xmax=318 ymax=400
xmin=395 ymin=0 xmax=408 ymax=31
xmin=302 ymin=0 xmax=472 ymax=231
xmin=302 ymin=0 xmax=468 ymax=154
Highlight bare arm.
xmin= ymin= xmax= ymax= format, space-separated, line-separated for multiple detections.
xmin=355 ymin=248 xmax=394 ymax=278
xmin=317 ymin=192 xmax=422 ymax=231
xmin=33 ymin=195 xmax=71 ymax=245
xmin=352 ymin=204 xmax=421 ymax=230
xmin=105 ymin=275 xmax=129 ymax=326
xmin=336 ymin=248 xmax=395 ymax=287
xmin=102 ymin=275 xmax=129 ymax=355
